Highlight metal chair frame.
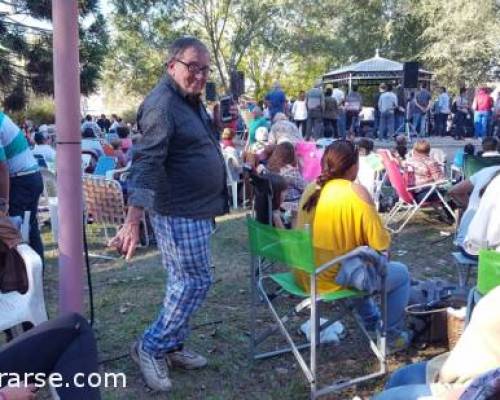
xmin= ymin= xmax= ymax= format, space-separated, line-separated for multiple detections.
xmin=247 ymin=218 xmax=387 ymax=399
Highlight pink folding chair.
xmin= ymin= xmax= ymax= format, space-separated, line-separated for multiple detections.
xmin=379 ymin=150 xmax=456 ymax=233
xmin=295 ymin=141 xmax=323 ymax=182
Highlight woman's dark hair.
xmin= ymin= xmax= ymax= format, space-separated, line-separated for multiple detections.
xmin=267 ymin=142 xmax=296 ymax=173
xmin=116 ymin=126 xmax=130 ymax=139
xmin=356 ymin=138 xmax=374 ymax=155
xmin=302 ymin=140 xmax=359 ymax=212
xmin=464 ymin=143 xmax=475 ymax=156
xmin=395 ymin=144 xmax=407 ymax=159
xmin=325 ymin=87 xmax=333 ymax=96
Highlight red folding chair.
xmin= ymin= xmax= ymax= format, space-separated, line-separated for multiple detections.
xmin=379 ymin=150 xmax=456 ymax=233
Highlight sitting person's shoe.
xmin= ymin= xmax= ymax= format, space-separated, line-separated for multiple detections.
xmin=166 ymin=348 xmax=207 ymax=370
xmin=130 ymin=340 xmax=172 ymax=392
xmin=387 ymin=330 xmax=413 ymax=355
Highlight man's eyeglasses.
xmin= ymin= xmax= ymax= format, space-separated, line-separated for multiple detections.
xmin=175 ymin=59 xmax=212 ymax=76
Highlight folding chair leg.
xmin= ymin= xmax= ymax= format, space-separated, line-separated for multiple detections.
xmin=257 ymin=277 xmax=314 ymax=383
xmin=249 ymin=255 xmax=259 ymax=358
xmin=436 ymin=190 xmax=457 ymax=223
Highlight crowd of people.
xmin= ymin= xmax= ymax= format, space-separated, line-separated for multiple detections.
xmin=0 ymin=34 xmax=499 ymax=399
xmin=247 ymin=80 xmax=500 ymax=141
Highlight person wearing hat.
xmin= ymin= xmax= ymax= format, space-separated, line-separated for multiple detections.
xmin=33 ymin=131 xmax=56 ymax=163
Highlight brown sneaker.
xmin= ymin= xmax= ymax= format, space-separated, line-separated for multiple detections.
xmin=166 ymin=349 xmax=207 ymax=370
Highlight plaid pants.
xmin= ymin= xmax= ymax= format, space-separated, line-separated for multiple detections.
xmin=142 ymin=214 xmax=214 ymax=356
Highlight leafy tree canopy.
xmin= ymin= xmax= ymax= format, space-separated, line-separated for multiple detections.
xmin=0 ymin=0 xmax=109 ymax=111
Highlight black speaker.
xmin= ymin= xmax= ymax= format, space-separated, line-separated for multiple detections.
xmin=205 ymin=82 xmax=217 ymax=101
xmin=230 ymin=70 xmax=244 ymax=97
xmin=403 ymin=62 xmax=419 ymax=89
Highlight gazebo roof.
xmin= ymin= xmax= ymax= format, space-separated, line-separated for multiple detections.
xmin=323 ymin=50 xmax=432 ymax=84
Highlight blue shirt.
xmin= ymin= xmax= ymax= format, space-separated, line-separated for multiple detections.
xmin=265 ymin=89 xmax=286 ymax=119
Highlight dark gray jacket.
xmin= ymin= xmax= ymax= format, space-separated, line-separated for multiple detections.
xmin=128 ymin=75 xmax=229 ymax=219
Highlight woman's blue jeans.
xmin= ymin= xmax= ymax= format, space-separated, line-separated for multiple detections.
xmin=474 ymin=111 xmax=490 ymax=138
xmin=372 ymin=362 xmax=432 ymax=399
xmin=355 ymin=261 xmax=410 ymax=337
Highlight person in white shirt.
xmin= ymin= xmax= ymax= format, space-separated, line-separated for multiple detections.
xmin=377 ymin=83 xmax=398 ymax=140
xmin=32 ymin=132 xmax=56 ymax=163
xmin=464 ymin=173 xmax=500 ymax=256
xmin=80 ymin=115 xmax=102 ymax=137
xmin=291 ymin=91 xmax=308 ymax=137
xmin=331 ymin=84 xmax=345 ymax=105
xmin=109 ymin=114 xmax=123 ymax=133
xmin=449 ymin=166 xmax=500 ymax=259
xmin=81 ymin=127 xmax=104 ymax=158
xmin=435 ymin=87 xmax=451 ymax=137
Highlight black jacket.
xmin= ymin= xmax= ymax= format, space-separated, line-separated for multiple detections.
xmin=128 ymin=75 xmax=229 ymax=219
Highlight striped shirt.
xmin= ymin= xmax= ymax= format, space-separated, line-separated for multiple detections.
xmin=0 ymin=112 xmax=39 ymax=176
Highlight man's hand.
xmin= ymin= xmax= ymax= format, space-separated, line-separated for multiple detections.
xmin=108 ymin=206 xmax=143 ymax=260
xmin=0 ymin=384 xmax=37 ymax=399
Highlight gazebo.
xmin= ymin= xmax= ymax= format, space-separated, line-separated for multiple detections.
xmin=322 ymin=50 xmax=432 ymax=90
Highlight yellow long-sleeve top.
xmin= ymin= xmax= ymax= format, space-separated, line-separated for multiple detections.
xmin=294 ymin=179 xmax=391 ymax=294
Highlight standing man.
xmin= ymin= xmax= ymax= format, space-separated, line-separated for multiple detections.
xmin=264 ymin=81 xmax=286 ymax=121
xmin=331 ymin=83 xmax=346 ymax=138
xmin=110 ymin=37 xmax=228 ymax=392
xmin=0 ymin=111 xmax=44 ymax=261
xmin=323 ymin=87 xmax=338 ymax=138
xmin=454 ymin=87 xmax=470 ymax=140
xmin=305 ymin=81 xmax=325 ymax=140
xmin=96 ymin=114 xmax=111 ymax=133
xmin=345 ymin=85 xmax=362 ymax=137
xmin=435 ymin=87 xmax=451 ymax=137
xmin=413 ymin=82 xmax=432 ymax=137
xmin=472 ymin=87 xmax=494 ymax=138
xmin=378 ymin=83 xmax=398 ymax=140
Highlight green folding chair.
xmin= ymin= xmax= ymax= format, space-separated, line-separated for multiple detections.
xmin=477 ymin=250 xmax=500 ymax=296
xmin=247 ymin=217 xmax=387 ymax=399
xmin=465 ymin=250 xmax=500 ymax=325
xmin=463 ymin=155 xmax=500 ymax=180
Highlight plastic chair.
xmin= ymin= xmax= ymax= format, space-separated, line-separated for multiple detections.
xmin=93 ymin=156 xmax=117 ymax=177
xmin=81 ymin=151 xmax=98 ymax=173
xmin=224 ymin=153 xmax=245 ymax=209
xmin=0 ymin=244 xmax=48 ymax=331
xmin=247 ymin=217 xmax=387 ymax=399
xmin=380 ymin=151 xmax=456 ymax=234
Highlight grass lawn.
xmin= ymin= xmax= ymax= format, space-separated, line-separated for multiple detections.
xmin=40 ymin=209 xmax=461 ymax=400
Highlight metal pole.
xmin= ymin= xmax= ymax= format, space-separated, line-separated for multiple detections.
xmin=52 ymin=0 xmax=84 ymax=313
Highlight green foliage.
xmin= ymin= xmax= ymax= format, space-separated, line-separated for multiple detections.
xmin=0 ymin=0 xmax=109 ymax=108
xmin=417 ymin=0 xmax=500 ymax=88
xmin=104 ymin=0 xmax=499 ymax=101
xmin=25 ymin=96 xmax=56 ymax=125
xmin=121 ymin=108 xmax=137 ymax=124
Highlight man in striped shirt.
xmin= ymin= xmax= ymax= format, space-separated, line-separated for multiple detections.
xmin=0 ymin=111 xmax=44 ymax=261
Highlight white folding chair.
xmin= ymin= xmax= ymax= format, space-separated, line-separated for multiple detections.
xmin=0 ymin=244 xmax=48 ymax=332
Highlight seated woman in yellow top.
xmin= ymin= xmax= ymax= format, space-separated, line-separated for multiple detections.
xmin=294 ymin=140 xmax=411 ymax=349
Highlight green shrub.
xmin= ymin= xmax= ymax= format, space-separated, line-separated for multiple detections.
xmin=121 ymin=108 xmax=137 ymax=124
xmin=26 ymin=97 xmax=55 ymax=125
